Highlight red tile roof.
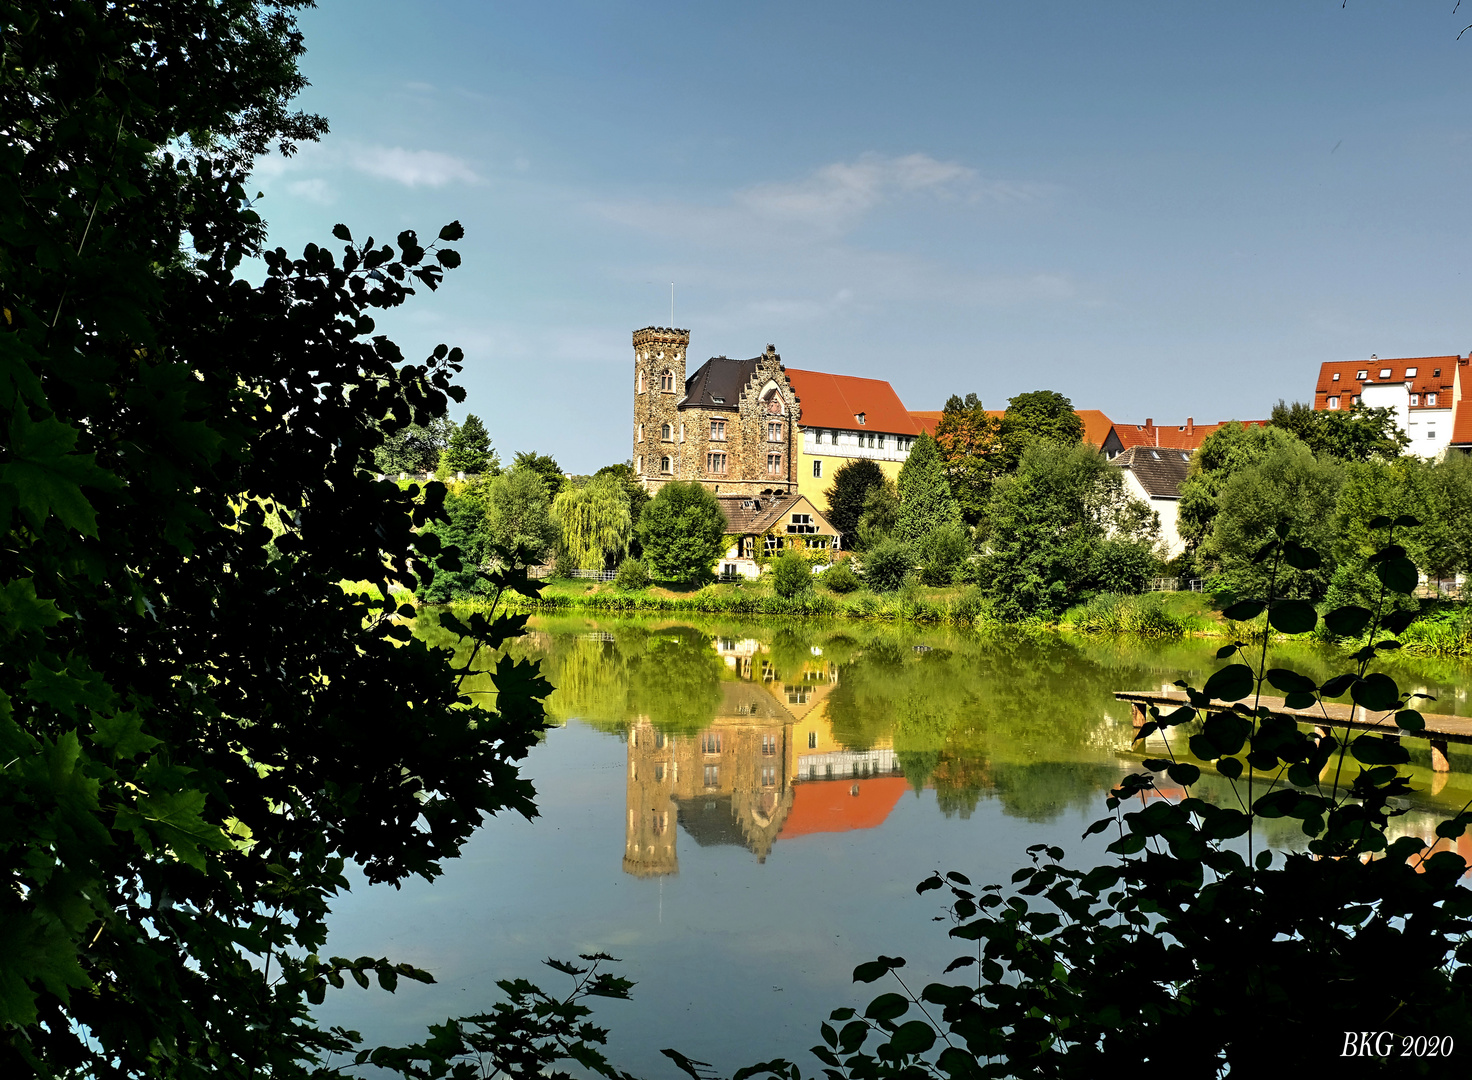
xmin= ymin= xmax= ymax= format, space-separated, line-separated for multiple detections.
xmin=1111 ymin=418 xmax=1266 ymax=452
xmin=1313 ymin=355 xmax=1460 ymax=413
xmin=785 ymin=369 xmax=922 ymax=435
xmin=777 ymin=776 xmax=908 ymax=838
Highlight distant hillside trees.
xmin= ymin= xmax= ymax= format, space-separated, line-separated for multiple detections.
xmin=374 ymin=416 xmax=456 ymax=474
xmin=439 ymin=413 xmax=499 ymax=475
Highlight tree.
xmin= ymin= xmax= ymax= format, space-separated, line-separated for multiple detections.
xmin=1177 ymin=422 xmax=1302 ymax=556
xmin=417 ymin=477 xmax=496 ymax=602
xmin=552 ymin=472 xmax=633 ymax=571
xmin=439 ymin=413 xmax=498 ymax=476
xmin=823 ymin=458 xmax=885 ymax=548
xmin=895 ymin=433 xmax=964 ymax=546
xmin=860 ymin=537 xmax=914 ymax=592
xmin=980 ymin=443 xmax=1157 ymax=620
xmin=932 ymin=392 xmax=1000 ymax=525
xmin=1201 ymin=439 xmax=1342 ymax=601
xmin=857 ymin=478 xmax=900 ymax=549
xmin=917 ymin=521 xmax=972 ymax=586
xmin=374 ymin=417 xmax=456 ymax=475
xmin=1 ymin=3 xmax=549 ymax=1075
xmin=997 ymin=389 xmax=1083 ymax=471
xmin=512 ymin=450 xmax=565 ymax=501
xmin=595 ymin=461 xmax=649 ymax=552
xmin=636 ymin=482 xmax=727 ymax=584
xmin=770 ymin=549 xmax=815 ymax=598
xmin=1269 ymin=399 xmax=1408 ymax=461
xmin=486 ymin=466 xmax=561 ymax=562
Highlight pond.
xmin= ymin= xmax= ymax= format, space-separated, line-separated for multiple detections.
xmin=314 ymin=613 xmax=1472 ymax=1076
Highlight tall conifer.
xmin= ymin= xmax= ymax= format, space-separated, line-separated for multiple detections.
xmin=895 ymin=433 xmax=964 ymax=545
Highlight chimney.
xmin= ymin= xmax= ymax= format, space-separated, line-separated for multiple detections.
xmin=1144 ymin=418 xmax=1153 ymax=428
xmin=1186 ymin=417 xmax=1194 ymax=433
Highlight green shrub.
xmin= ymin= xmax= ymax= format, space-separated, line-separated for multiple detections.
xmin=552 ymin=547 xmax=577 ymax=578
xmin=862 ymin=538 xmax=913 ymax=593
xmin=820 ymin=560 xmax=861 ymax=594
xmin=613 ymin=557 xmax=650 ymax=590
xmin=918 ymin=521 xmax=972 ymax=586
xmin=770 ymin=550 xmax=815 ymax=598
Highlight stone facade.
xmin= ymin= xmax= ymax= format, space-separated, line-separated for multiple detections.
xmin=633 ymin=328 xmax=801 ymax=497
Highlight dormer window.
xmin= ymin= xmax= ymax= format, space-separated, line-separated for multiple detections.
xmin=1356 ymin=370 xmax=1368 ymax=380
xmin=711 ymin=396 xmax=726 ymax=404
xmin=1410 ymin=394 xmax=1420 ymax=406
xmin=1428 ymin=393 xmax=1438 ymax=406
xmin=1332 ymin=372 xmax=1340 ymax=382
xmin=856 ymin=412 xmax=867 ymax=425
xmin=1379 ymin=368 xmax=1393 ymax=379
xmin=1406 ymin=367 xmax=1418 ymax=377
xmin=1328 ymin=396 xmax=1340 ymax=409
xmin=1435 ymin=368 xmax=1442 ymax=377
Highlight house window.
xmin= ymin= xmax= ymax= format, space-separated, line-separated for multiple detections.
xmin=1406 ymin=367 xmax=1418 ymax=377
xmin=813 ymin=460 xmax=822 ymax=478
xmin=1428 ymin=393 xmax=1438 ymax=406
xmin=767 ymin=453 xmax=782 ymax=475
xmin=654 ymin=763 xmax=665 ymax=782
xmin=767 ymin=421 xmax=783 ymax=442
xmin=1328 ymin=396 xmax=1340 ymax=409
xmin=1352 ymin=395 xmax=1360 ymax=406
xmin=660 ymin=370 xmax=674 ymax=391
xmin=876 ymin=434 xmax=885 ymax=450
xmin=652 ymin=811 xmax=667 ymax=835
xmin=808 ymin=730 xmax=817 ymax=749
xmin=711 ymin=420 xmax=726 ymax=441
xmin=1410 ymin=394 xmax=1419 ymax=406
xmin=764 ymin=535 xmax=780 ymax=554
xmin=1429 ymin=430 xmax=1437 ymax=440
xmin=654 ymin=731 xmax=665 ymax=748
xmin=1332 ymin=372 xmax=1340 ymax=381
xmin=702 ymin=733 xmax=722 ymax=754
xmin=1356 ymin=370 xmax=1368 ymax=380
xmin=703 ymin=764 xmax=718 ymax=788
xmin=660 ymin=456 xmax=672 ymax=474
xmin=1379 ymin=368 xmax=1392 ymax=379
xmin=707 ymin=452 xmax=727 ymax=474
xmin=761 ymin=765 xmax=776 ymax=787
xmin=1435 ymin=368 xmax=1442 ymax=377
xmin=787 ymin=514 xmax=816 ymax=535
xmin=742 ymin=536 xmax=754 ymax=558
xmin=761 ymin=735 xmax=777 ymax=755
xmin=868 ymin=433 xmax=876 ymax=448
xmin=806 ymin=536 xmax=829 ymax=549
xmin=786 ymin=690 xmax=808 ymax=705
xmin=856 ymin=412 xmax=866 ymax=425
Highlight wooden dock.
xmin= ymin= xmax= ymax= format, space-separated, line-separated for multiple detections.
xmin=1113 ymin=690 xmax=1472 ymax=773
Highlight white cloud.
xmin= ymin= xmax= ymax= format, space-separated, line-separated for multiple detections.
xmin=250 ymin=139 xmax=480 ymax=195
xmin=344 ymin=145 xmax=479 ymax=188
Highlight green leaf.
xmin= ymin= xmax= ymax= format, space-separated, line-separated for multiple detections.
xmin=1381 ymin=609 xmax=1418 ymax=635
xmin=887 ymin=1020 xmax=936 ymax=1057
xmin=1217 ymin=757 xmax=1243 ymax=780
xmin=1201 ymin=711 xmax=1252 ymax=756
xmin=864 ymin=992 xmax=909 ymax=1023
xmin=90 ymin=710 xmax=160 ymax=760
xmin=1280 ymin=541 xmax=1321 ymax=570
xmin=438 ymin=220 xmax=465 ymax=242
xmin=853 ymin=956 xmax=904 ymax=984
xmin=1323 ymin=605 xmax=1373 ymax=638
xmin=1320 ymin=673 xmax=1357 ymax=698
xmin=1350 ymin=735 xmax=1410 ymax=766
xmin=1374 ymin=556 xmax=1418 ymax=595
xmin=1165 ymin=762 xmax=1201 ymax=786
xmin=1203 ymin=664 xmax=1255 ymax=702
xmin=1221 ymin=599 xmax=1266 ymax=622
xmin=117 ymin=788 xmax=231 ymax=872
xmin=1394 ymin=709 xmax=1425 ymax=732
xmin=0 ymin=578 xmax=67 ymax=637
xmin=1265 ymin=668 xmax=1316 ymax=695
xmin=1393 ymin=514 xmax=1421 ymax=527
xmin=1350 ymin=672 xmax=1400 ymax=713
xmin=1214 ymin=644 xmax=1237 ymax=659
xmin=1267 ymin=598 xmax=1316 ymax=635
xmin=0 ymin=412 xmax=121 ymax=536
xmin=838 ymin=1020 xmax=869 ymax=1053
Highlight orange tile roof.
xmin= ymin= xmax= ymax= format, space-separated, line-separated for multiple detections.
xmin=785 ymin=369 xmax=921 ymax=435
xmin=1452 ymin=396 xmax=1472 ymax=446
xmin=777 ymin=775 xmax=909 ymax=839
xmin=1314 ymin=355 xmax=1459 ymax=413
xmin=1112 ymin=418 xmax=1266 ymax=452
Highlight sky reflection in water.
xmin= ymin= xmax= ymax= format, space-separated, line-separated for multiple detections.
xmin=315 ymin=614 xmax=1472 ymax=1076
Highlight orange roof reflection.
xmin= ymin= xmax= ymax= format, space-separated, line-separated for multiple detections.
xmin=778 ymin=776 xmax=909 ymax=838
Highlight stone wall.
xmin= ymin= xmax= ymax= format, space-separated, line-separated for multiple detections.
xmin=631 ymin=326 xmax=689 ymax=486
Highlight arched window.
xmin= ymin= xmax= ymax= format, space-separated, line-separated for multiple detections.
xmin=660 ymin=370 xmax=674 ymax=392
xmin=661 ymin=422 xmax=672 ymax=441
xmin=660 ymin=456 xmax=672 ymax=474
xmin=637 ymin=370 xmax=644 ymax=392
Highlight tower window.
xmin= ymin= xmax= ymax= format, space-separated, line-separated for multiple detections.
xmin=767 ymin=421 xmax=783 ymax=442
xmin=661 ymin=422 xmax=672 ymax=440
xmin=660 ymin=456 xmax=672 ymax=474
xmin=767 ymin=453 xmax=782 ymax=475
xmin=660 ymin=370 xmax=674 ymax=391
xmin=637 ymin=370 xmax=644 ymax=392
xmin=707 ymin=452 xmax=727 ymax=474
xmin=710 ymin=420 xmax=726 ymax=441
xmin=637 ymin=424 xmax=644 ymax=442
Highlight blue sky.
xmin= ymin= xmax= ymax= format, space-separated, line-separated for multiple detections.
xmin=252 ymin=2 xmax=1472 ymax=472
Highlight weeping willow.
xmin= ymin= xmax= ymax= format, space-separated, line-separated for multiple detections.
xmin=553 ymin=473 xmax=633 ymax=570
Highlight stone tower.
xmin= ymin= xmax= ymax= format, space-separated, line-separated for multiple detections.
xmin=631 ymin=326 xmax=690 ymax=490
xmin=623 ymin=717 xmax=679 ymax=877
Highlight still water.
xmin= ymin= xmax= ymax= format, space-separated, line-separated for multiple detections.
xmin=315 ymin=613 xmax=1472 ymax=1075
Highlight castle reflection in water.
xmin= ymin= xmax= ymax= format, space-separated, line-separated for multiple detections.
xmin=623 ymin=636 xmax=907 ymax=877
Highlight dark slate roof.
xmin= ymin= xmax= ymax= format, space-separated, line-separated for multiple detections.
xmin=675 ymin=795 xmax=746 ymax=848
xmin=715 ymin=495 xmax=839 ymax=537
xmin=1113 ymin=445 xmax=1190 ymax=499
xmin=682 ymin=356 xmax=759 ymax=411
